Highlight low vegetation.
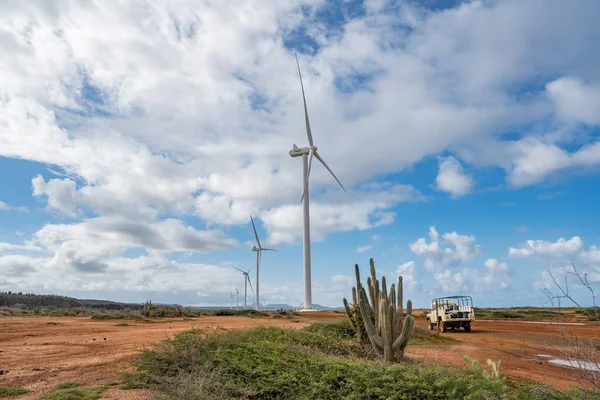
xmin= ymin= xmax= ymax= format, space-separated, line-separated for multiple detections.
xmin=0 ymin=386 xmax=29 ymax=398
xmin=37 ymin=385 xmax=107 ymax=400
xmin=125 ymin=321 xmax=596 ymax=399
xmin=55 ymin=382 xmax=81 ymax=389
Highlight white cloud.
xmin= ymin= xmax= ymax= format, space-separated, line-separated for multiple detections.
xmin=0 ymin=0 xmax=598 ymax=302
xmin=0 ymin=200 xmax=27 ymax=213
xmin=0 ymin=241 xmax=41 ymax=253
xmin=396 ymin=261 xmax=419 ymax=292
xmin=34 ymin=217 xmax=238 ymax=266
xmin=509 ymin=235 xmax=600 ymax=290
xmin=409 ymin=226 xmax=483 ymax=270
xmin=356 ymin=245 xmax=371 ymax=253
xmin=433 ymin=258 xmax=511 ymax=294
xmin=435 ymin=156 xmax=474 ymax=197
xmin=505 ymin=138 xmax=600 ymax=187
xmin=508 ymin=236 xmax=584 ymax=257
xmin=546 ymin=77 xmax=600 ymax=125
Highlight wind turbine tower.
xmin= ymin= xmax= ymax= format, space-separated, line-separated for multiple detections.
xmin=233 ymin=267 xmax=254 ymax=309
xmin=249 ymin=215 xmax=277 ymax=310
xmin=289 ymin=53 xmax=346 ymax=311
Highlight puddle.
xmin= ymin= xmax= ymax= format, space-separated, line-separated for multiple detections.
xmin=548 ymin=359 xmax=600 ymax=371
xmin=535 ymin=354 xmax=552 ymax=358
xmin=478 ymin=320 xmax=586 ymax=326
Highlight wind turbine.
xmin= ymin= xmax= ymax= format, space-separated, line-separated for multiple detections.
xmin=233 ymin=267 xmax=254 ymax=309
xmin=229 ymin=290 xmax=235 ymax=309
xmin=249 ymin=214 xmax=276 ymax=310
xmin=289 ymin=53 xmax=346 ymax=311
xmin=235 ymin=287 xmax=240 ymax=310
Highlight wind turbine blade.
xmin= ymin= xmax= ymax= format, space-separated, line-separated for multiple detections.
xmin=249 ymin=214 xmax=262 ymax=248
xmin=247 ymin=275 xmax=254 ymax=296
xmin=295 ymin=53 xmax=314 ymax=147
xmin=233 ymin=267 xmax=245 ymax=273
xmin=261 ymin=248 xmax=277 ymax=251
xmin=300 ymin=148 xmax=315 ymax=203
xmin=314 ymin=151 xmax=346 ymax=193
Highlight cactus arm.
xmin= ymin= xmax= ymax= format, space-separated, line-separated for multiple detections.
xmin=359 ymin=289 xmax=383 ymax=351
xmin=392 ymin=315 xmax=414 ymax=349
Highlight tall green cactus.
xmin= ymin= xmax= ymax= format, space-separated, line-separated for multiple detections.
xmin=343 ymin=265 xmax=368 ymax=346
xmin=344 ymin=258 xmax=414 ymax=361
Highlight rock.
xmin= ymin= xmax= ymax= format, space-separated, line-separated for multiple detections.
xmin=0 ymin=370 xmax=8 ymax=375
xmin=32 ymin=368 xmax=42 ymax=371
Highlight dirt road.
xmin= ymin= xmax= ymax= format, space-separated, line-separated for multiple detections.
xmin=0 ymin=314 xmax=598 ymax=399
xmin=407 ymin=318 xmax=600 ymax=391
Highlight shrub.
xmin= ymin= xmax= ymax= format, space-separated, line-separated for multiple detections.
xmin=127 ymin=324 xmax=566 ymax=400
xmin=0 ymin=386 xmax=29 ymax=398
xmin=55 ymin=382 xmax=81 ymax=389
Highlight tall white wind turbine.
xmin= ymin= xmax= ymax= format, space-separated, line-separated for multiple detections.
xmin=289 ymin=54 xmax=346 ymax=311
xmin=249 ymin=214 xmax=276 ymax=310
xmin=233 ymin=267 xmax=254 ymax=309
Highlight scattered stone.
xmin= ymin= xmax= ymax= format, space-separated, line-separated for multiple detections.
xmin=92 ymin=338 xmax=96 ymax=341
xmin=32 ymin=368 xmax=42 ymax=371
xmin=0 ymin=370 xmax=8 ymax=375
xmin=103 ymin=338 xmax=107 ymax=341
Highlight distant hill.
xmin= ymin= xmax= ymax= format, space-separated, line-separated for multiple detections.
xmin=0 ymin=291 xmax=143 ymax=310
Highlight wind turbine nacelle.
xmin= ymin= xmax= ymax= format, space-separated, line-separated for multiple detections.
xmin=289 ymin=145 xmax=310 ymax=157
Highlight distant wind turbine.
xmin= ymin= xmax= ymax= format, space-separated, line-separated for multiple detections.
xmin=289 ymin=53 xmax=346 ymax=311
xmin=229 ymin=290 xmax=235 ymax=310
xmin=233 ymin=267 xmax=254 ymax=309
xmin=250 ymin=214 xmax=276 ymax=310
xmin=235 ymin=287 xmax=240 ymax=310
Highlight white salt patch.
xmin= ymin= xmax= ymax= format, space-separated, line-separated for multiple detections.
xmin=536 ymin=354 xmax=552 ymax=358
xmin=548 ymin=359 xmax=600 ymax=371
xmin=478 ymin=320 xmax=585 ymax=326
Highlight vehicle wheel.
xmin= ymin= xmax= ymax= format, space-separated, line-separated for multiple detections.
xmin=441 ymin=322 xmax=447 ymax=332
xmin=464 ymin=325 xmax=471 ymax=332
xmin=427 ymin=319 xmax=433 ymax=330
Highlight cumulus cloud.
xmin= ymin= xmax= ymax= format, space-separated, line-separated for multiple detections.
xmin=510 ymin=235 xmax=600 ymax=290
xmin=433 ymin=258 xmax=511 ymax=293
xmin=406 ymin=227 xmax=510 ymax=294
xmin=409 ymin=226 xmax=483 ymax=270
xmin=435 ymin=156 xmax=474 ymax=197
xmin=546 ymin=77 xmax=600 ymax=125
xmin=0 ymin=0 xmax=599 ymax=303
xmin=508 ymin=236 xmax=584 ymax=258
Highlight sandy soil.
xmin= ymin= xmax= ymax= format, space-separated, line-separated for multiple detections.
xmin=0 ymin=314 xmax=598 ymax=399
xmin=0 ymin=316 xmax=311 ymax=399
xmin=407 ymin=318 xmax=600 ymax=391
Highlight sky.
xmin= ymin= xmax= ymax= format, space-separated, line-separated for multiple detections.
xmin=1 ymin=0 xmax=599 ymax=309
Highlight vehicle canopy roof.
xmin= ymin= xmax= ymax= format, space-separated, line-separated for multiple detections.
xmin=430 ymin=296 xmax=473 ymax=308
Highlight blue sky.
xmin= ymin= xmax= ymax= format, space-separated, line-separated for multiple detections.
xmin=1 ymin=0 xmax=599 ymax=308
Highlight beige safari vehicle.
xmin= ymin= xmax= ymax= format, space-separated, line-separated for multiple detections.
xmin=426 ymin=296 xmax=475 ymax=332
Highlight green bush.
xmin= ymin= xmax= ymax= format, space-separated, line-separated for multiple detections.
xmin=211 ymin=309 xmax=268 ymax=317
xmin=55 ymin=382 xmax=81 ymax=389
xmin=0 ymin=386 xmax=29 ymax=398
xmin=37 ymin=386 xmax=106 ymax=400
xmin=124 ymin=322 xmax=598 ymax=400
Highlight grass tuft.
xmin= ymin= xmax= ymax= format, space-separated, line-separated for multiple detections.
xmin=0 ymin=387 xmax=29 ymax=398
xmin=55 ymin=382 xmax=81 ymax=389
xmin=37 ymin=386 xmax=106 ymax=400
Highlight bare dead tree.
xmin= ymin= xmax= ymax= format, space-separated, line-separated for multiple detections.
xmin=542 ymin=262 xmax=600 ymax=390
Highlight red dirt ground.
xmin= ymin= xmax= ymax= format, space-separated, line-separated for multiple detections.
xmin=0 ymin=313 xmax=598 ymax=399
